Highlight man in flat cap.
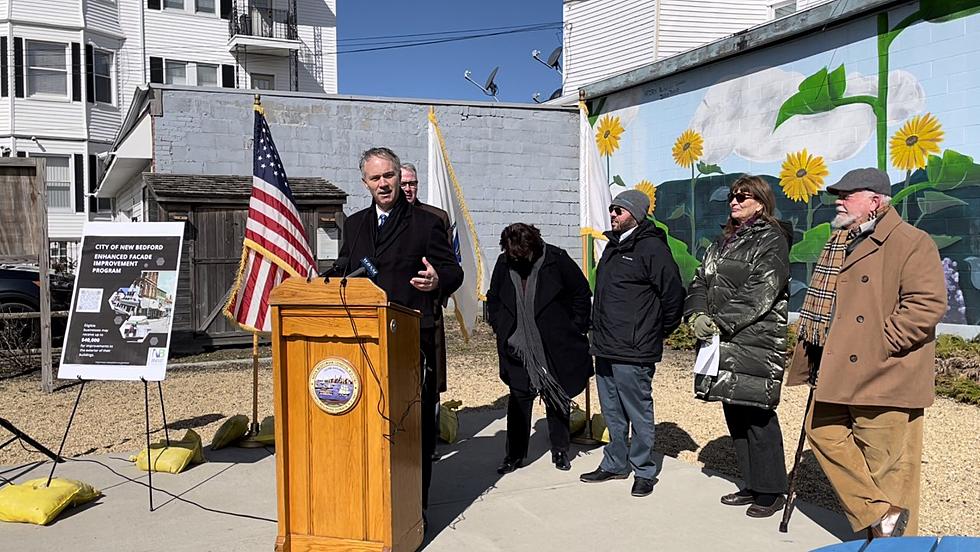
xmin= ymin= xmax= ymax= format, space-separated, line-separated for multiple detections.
xmin=580 ymin=189 xmax=685 ymax=497
xmin=787 ymin=168 xmax=946 ymax=538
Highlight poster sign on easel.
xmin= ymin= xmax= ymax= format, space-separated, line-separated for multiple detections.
xmin=58 ymin=222 xmax=185 ymax=381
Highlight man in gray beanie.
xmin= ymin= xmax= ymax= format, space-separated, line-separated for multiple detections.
xmin=580 ymin=189 xmax=685 ymax=497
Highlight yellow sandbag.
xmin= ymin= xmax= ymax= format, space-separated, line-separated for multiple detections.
xmin=439 ymin=400 xmax=462 ymax=444
xmin=590 ymin=413 xmax=611 ymax=444
xmin=130 ymin=429 xmax=205 ymax=474
xmin=20 ymin=478 xmax=101 ymax=507
xmin=211 ymin=414 xmax=249 ymax=450
xmin=0 ymin=479 xmax=82 ymax=525
xmin=253 ymin=416 xmax=275 ymax=445
xmin=569 ymin=402 xmax=587 ymax=435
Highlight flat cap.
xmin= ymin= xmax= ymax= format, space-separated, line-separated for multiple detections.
xmin=826 ymin=167 xmax=892 ymax=196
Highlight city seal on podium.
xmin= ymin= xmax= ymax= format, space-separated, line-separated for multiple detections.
xmin=308 ymin=357 xmax=361 ymax=415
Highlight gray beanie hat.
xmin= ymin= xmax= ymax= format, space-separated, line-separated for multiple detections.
xmin=610 ymin=189 xmax=650 ymax=223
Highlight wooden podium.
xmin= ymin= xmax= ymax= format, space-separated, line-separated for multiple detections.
xmin=269 ymin=278 xmax=423 ymax=552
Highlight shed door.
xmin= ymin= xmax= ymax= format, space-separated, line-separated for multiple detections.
xmin=192 ymin=207 xmax=248 ymax=337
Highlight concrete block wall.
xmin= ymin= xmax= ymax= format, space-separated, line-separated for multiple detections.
xmin=153 ymin=90 xmax=580 ymax=263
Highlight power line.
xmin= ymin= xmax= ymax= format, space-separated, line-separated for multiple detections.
xmin=333 ymin=24 xmax=562 ymax=55
xmin=337 ymin=21 xmax=563 ymax=44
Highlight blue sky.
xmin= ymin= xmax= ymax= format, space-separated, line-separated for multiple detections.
xmin=336 ymin=1 xmax=563 ymax=104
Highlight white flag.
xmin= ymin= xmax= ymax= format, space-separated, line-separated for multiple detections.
xmin=579 ymin=101 xmax=611 ymax=264
xmin=427 ymin=108 xmax=490 ymax=341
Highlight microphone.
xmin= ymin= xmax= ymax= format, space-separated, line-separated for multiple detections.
xmin=341 ymin=257 xmax=379 ymax=284
xmin=317 ymin=256 xmax=349 ymax=282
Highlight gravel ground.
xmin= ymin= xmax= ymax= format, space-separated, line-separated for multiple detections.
xmin=1 ymin=321 xmax=977 ymax=536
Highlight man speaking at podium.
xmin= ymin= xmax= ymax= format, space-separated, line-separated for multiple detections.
xmin=337 ymin=147 xmax=464 ymax=514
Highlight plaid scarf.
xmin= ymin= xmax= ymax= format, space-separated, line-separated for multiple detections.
xmin=796 ymin=205 xmax=886 ymax=347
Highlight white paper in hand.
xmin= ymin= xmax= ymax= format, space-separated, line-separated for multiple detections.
xmin=693 ymin=334 xmax=720 ymax=377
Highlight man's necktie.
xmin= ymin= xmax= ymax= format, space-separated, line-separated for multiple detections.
xmin=378 ymin=214 xmax=388 ymax=228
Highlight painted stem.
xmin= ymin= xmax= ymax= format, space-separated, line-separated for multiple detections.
xmin=689 ymin=164 xmax=697 ymax=256
xmin=901 ymin=170 xmax=911 ymax=220
xmin=805 ymin=200 xmax=815 ymax=280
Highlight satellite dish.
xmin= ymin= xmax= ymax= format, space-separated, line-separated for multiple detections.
xmin=546 ymin=46 xmax=562 ymax=68
xmin=484 ymin=66 xmax=499 ymax=96
xmin=548 ymin=88 xmax=562 ymax=101
xmin=532 ymin=92 xmax=542 ymax=104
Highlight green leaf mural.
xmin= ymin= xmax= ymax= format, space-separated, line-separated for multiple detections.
xmin=651 ymin=217 xmax=700 ymax=285
xmin=789 ymin=222 xmax=831 ymax=264
xmin=891 ymin=182 xmax=935 ymax=204
xmin=667 ymin=204 xmax=686 ymax=220
xmin=612 ymin=175 xmax=626 ymax=187
xmin=774 ymin=65 xmax=847 ymax=129
xmin=932 ymin=235 xmax=962 ymax=250
xmin=917 ymin=191 xmax=968 ymax=216
xmin=696 ymin=161 xmax=723 ymax=175
xmin=926 ymin=149 xmax=980 ymax=190
xmin=919 ymin=0 xmax=980 ymax=22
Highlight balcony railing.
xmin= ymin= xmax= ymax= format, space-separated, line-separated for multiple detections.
xmin=229 ymin=2 xmax=298 ymax=41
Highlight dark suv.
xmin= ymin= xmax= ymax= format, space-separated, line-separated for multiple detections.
xmin=0 ymin=265 xmax=74 ymax=347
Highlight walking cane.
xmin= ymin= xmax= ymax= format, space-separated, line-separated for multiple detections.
xmin=779 ymin=387 xmax=814 ymax=533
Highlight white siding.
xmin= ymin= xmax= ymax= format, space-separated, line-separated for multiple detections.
xmin=89 ymin=103 xmax=122 ymax=142
xmin=144 ymin=10 xmax=238 ymax=67
xmin=656 ymin=0 xmax=770 ymax=60
xmin=563 ymin=0 xmax=657 ymax=93
xmin=10 ymin=0 xmax=80 ymax=27
xmin=296 ymin=0 xmax=337 ymax=93
xmin=241 ymin=53 xmax=290 ymax=91
xmin=84 ymin=0 xmax=123 ymax=37
xmin=15 ymin=100 xmax=86 ymax=136
xmin=114 ymin=176 xmax=144 ymax=222
xmin=116 ymin=0 xmax=147 ymax=118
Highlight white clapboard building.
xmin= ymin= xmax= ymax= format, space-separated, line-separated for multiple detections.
xmin=0 ymin=0 xmax=337 ymax=263
xmin=561 ymin=0 xmax=832 ymax=94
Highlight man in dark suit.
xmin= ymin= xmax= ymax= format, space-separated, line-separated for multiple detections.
xmin=401 ymin=162 xmax=452 ymax=448
xmin=338 ymin=147 xmax=463 ymax=513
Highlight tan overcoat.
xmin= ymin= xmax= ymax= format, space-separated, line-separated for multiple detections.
xmin=786 ymin=208 xmax=946 ymax=408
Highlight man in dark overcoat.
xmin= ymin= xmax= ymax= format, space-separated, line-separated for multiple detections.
xmin=338 ymin=147 xmax=463 ymax=514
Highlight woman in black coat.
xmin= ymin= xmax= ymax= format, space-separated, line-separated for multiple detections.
xmin=486 ymin=223 xmax=593 ymax=474
xmin=684 ymin=175 xmax=792 ymax=519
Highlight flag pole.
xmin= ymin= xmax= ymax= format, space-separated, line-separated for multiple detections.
xmin=239 ymin=331 xmax=265 ymax=448
xmin=573 ymin=95 xmax=602 ymax=446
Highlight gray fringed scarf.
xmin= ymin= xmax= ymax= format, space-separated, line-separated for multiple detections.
xmin=506 ymin=249 xmax=570 ymax=412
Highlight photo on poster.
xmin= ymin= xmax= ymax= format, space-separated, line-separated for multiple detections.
xmin=58 ymin=222 xmax=184 ymax=381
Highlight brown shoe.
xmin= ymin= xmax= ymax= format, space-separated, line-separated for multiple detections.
xmin=746 ymin=495 xmax=785 ymax=518
xmin=870 ymin=506 xmax=909 ymax=538
xmin=721 ymin=490 xmax=755 ymax=506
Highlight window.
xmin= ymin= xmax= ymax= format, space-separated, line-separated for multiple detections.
xmin=251 ymin=73 xmax=274 ymax=90
xmin=163 ymin=0 xmax=184 ymax=9
xmin=164 ymin=60 xmax=187 ymax=85
xmin=196 ymin=63 xmax=218 ymax=87
xmin=93 ymin=49 xmax=113 ymax=103
xmin=195 ymin=0 xmax=215 ymax=14
xmin=41 ymin=156 xmax=72 ymax=210
xmin=770 ymin=0 xmax=797 ymax=19
xmin=26 ymin=41 xmax=68 ymax=97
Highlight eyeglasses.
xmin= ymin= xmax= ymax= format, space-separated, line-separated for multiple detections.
xmin=400 ymin=180 xmax=419 ymax=188
xmin=728 ymin=192 xmax=754 ymax=203
xmin=609 ymin=206 xmax=625 ymax=215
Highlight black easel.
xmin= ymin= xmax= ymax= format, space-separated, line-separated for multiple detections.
xmin=38 ymin=376 xmax=172 ymax=512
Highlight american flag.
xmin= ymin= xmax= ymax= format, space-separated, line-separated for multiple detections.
xmin=224 ymin=102 xmax=315 ymax=333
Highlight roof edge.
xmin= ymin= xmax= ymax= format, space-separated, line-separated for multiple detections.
xmin=581 ymin=0 xmax=909 ymax=99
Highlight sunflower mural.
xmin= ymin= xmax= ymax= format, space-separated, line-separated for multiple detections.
xmin=779 ymin=149 xmax=829 ymax=277
xmin=672 ymin=130 xmax=703 ymax=168
xmin=595 ymin=115 xmax=624 ymax=157
xmin=634 ymin=180 xmax=657 ymax=215
xmin=670 ymin=129 xmax=720 ymax=256
xmin=890 ymin=113 xmax=944 ymax=219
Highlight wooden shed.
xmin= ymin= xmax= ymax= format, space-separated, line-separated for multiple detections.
xmin=142 ymin=173 xmax=347 ymax=348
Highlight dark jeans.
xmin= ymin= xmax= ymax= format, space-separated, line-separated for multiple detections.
xmin=722 ymin=402 xmax=788 ymax=494
xmin=420 ymin=328 xmax=438 ymax=509
xmin=505 ymin=386 xmax=570 ymax=460
xmin=595 ymin=357 xmax=658 ymax=479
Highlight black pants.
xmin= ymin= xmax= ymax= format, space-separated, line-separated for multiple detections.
xmin=722 ymin=402 xmax=789 ymax=494
xmin=420 ymin=328 xmax=438 ymax=509
xmin=505 ymin=386 xmax=570 ymax=460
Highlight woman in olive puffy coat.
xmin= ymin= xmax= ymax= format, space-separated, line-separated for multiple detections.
xmin=684 ymin=175 xmax=792 ymax=519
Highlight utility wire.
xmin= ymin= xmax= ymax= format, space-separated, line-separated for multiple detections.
xmin=334 ymin=24 xmax=562 ymax=55
xmin=337 ymin=21 xmax=562 ymax=43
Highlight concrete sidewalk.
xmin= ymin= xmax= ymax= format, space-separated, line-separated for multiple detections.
xmin=0 ymin=409 xmax=858 ymax=551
